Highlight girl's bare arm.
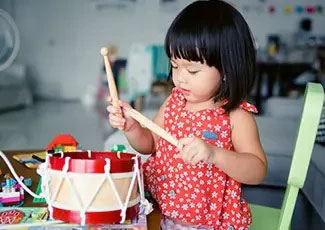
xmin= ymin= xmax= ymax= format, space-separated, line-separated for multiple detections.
xmin=212 ymin=109 xmax=267 ymax=185
xmin=124 ymin=96 xmax=170 ymax=154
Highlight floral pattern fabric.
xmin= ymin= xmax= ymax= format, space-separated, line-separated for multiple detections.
xmin=143 ymin=88 xmax=258 ymax=230
xmin=161 ymin=215 xmax=214 ymax=230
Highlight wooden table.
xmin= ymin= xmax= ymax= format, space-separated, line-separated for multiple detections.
xmin=0 ymin=151 xmax=161 ymax=229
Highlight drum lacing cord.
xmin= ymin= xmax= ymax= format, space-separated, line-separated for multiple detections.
xmin=61 ymin=156 xmax=90 ymax=225
xmin=73 ymin=157 xmax=113 ymax=225
xmin=104 ymin=158 xmax=127 ymax=223
xmin=41 ymin=155 xmax=88 ymax=224
xmin=38 ymin=153 xmax=53 ymax=216
xmin=121 ymin=156 xmax=140 ymax=221
xmin=135 ymin=154 xmax=153 ymax=215
xmin=59 ymin=151 xmax=64 ymax=158
xmin=0 ymin=150 xmax=43 ymax=199
xmin=46 ymin=156 xmax=72 ymax=220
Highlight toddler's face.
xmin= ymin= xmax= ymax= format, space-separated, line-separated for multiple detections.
xmin=171 ymin=58 xmax=221 ymax=106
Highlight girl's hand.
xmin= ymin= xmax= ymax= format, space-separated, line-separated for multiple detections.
xmin=106 ymin=96 xmax=137 ymax=132
xmin=177 ymin=137 xmax=216 ymax=165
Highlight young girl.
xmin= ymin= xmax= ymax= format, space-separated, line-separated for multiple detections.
xmin=108 ymin=1 xmax=267 ymax=229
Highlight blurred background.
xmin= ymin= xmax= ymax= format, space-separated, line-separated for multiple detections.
xmin=0 ymin=0 xmax=324 ymax=148
xmin=0 ymin=0 xmax=325 ymax=229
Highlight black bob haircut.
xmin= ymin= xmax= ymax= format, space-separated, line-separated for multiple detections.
xmin=165 ymin=0 xmax=256 ymax=112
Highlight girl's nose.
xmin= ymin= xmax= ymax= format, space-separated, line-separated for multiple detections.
xmin=177 ymin=71 xmax=187 ymax=83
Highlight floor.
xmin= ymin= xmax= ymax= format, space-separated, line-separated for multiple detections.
xmin=1 ymin=101 xmax=325 ymax=229
xmin=0 ymin=101 xmax=114 ymax=151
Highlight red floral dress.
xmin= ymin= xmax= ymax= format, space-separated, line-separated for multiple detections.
xmin=143 ymin=88 xmax=258 ymax=230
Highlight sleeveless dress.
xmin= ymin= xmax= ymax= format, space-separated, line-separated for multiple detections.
xmin=143 ymin=88 xmax=258 ymax=230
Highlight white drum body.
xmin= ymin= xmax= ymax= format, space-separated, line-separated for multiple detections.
xmin=39 ymin=151 xmax=142 ymax=225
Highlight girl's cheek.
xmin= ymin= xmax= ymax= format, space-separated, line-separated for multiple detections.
xmin=172 ymin=76 xmax=178 ymax=86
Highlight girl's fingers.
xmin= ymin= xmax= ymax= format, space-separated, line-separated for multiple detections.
xmin=183 ymin=148 xmax=197 ymax=164
xmin=180 ymin=142 xmax=194 ymax=160
xmin=176 ymin=137 xmax=195 ymax=160
xmin=107 ymin=105 xmax=122 ymax=115
xmin=110 ymin=121 xmax=124 ymax=128
xmin=109 ymin=115 xmax=125 ymax=128
xmin=191 ymin=154 xmax=202 ymax=165
xmin=181 ymin=138 xmax=196 ymax=154
xmin=178 ymin=137 xmax=194 ymax=146
xmin=119 ymin=100 xmax=126 ymax=107
xmin=120 ymin=100 xmax=133 ymax=112
xmin=109 ymin=113 xmax=125 ymax=123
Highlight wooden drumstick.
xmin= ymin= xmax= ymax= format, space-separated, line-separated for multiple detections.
xmin=101 ymin=47 xmax=124 ymax=130
xmin=127 ymin=108 xmax=180 ymax=148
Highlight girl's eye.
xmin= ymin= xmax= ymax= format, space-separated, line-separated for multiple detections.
xmin=187 ymin=70 xmax=200 ymax=74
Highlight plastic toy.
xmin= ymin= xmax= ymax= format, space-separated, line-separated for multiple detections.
xmin=34 ymin=134 xmax=79 ymax=203
xmin=111 ymin=144 xmax=127 ymax=152
xmin=46 ymin=134 xmax=78 ymax=153
xmin=0 ymin=174 xmax=24 ymax=206
xmin=23 ymin=178 xmax=32 ymax=187
xmin=13 ymin=151 xmax=46 ymax=169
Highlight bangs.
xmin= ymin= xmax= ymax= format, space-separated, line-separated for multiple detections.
xmin=166 ymin=31 xmax=206 ymax=64
xmin=165 ymin=17 xmax=222 ymax=68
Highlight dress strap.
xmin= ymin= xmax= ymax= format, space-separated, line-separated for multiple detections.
xmin=239 ymin=101 xmax=258 ymax=113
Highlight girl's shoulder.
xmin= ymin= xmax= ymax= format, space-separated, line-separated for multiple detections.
xmin=218 ymin=100 xmax=257 ymax=115
xmin=229 ymin=101 xmax=258 ymax=118
xmin=229 ymin=101 xmax=258 ymax=129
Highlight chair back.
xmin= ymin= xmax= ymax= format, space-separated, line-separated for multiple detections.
xmin=288 ymin=83 xmax=324 ymax=187
xmin=278 ymin=82 xmax=324 ymax=230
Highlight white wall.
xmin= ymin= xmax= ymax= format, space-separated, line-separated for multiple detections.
xmin=236 ymin=0 xmax=325 ymax=48
xmin=9 ymin=0 xmax=325 ymax=100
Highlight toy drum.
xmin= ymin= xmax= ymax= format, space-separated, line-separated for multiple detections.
xmin=38 ymin=151 xmax=143 ymax=225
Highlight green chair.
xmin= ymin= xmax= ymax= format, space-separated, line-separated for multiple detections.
xmin=249 ymin=83 xmax=324 ymax=230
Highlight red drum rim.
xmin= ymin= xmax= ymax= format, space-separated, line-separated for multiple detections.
xmin=52 ymin=204 xmax=138 ymax=225
xmin=49 ymin=151 xmax=139 ymax=173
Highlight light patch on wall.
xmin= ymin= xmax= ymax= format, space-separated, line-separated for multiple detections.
xmin=159 ymin=0 xmax=180 ymax=13
xmin=91 ymin=0 xmax=137 ymax=11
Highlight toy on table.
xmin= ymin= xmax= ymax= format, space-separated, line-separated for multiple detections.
xmin=33 ymin=135 xmax=151 ymax=226
xmin=0 ymin=174 xmax=24 ymax=206
xmin=13 ymin=151 xmax=46 ymax=169
xmin=10 ymin=133 xmax=77 ymax=170
xmin=46 ymin=133 xmax=78 ymax=153
xmin=33 ymin=134 xmax=79 ymax=204
xmin=111 ymin=144 xmax=127 ymax=153
xmin=34 ymin=150 xmax=151 ymax=225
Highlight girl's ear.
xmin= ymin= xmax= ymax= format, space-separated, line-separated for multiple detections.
xmin=223 ymin=74 xmax=226 ymax=82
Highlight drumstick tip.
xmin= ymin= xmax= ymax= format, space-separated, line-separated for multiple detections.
xmin=100 ymin=47 xmax=109 ymax=56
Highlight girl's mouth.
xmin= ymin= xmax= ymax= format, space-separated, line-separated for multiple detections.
xmin=180 ymin=88 xmax=190 ymax=95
